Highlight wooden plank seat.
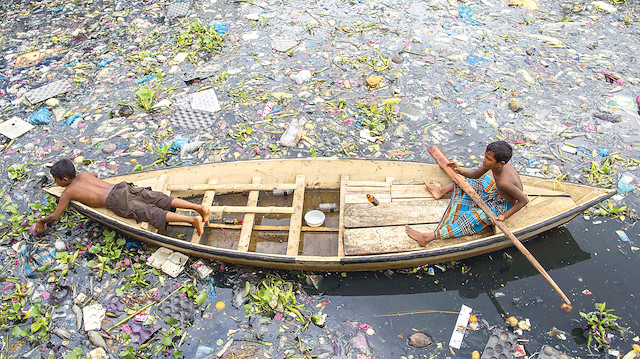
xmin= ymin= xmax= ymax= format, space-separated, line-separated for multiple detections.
xmin=170 ymin=222 xmax=337 ymax=232
xmin=344 ymin=225 xmax=492 ymax=256
xmin=166 ymin=183 xmax=297 ymax=193
xmin=286 ymin=175 xmax=306 ymax=256
xmin=345 ymin=178 xmax=392 ymax=204
xmin=344 ymin=199 xmax=448 ymax=228
xmin=237 ymin=177 xmax=261 ymax=252
xmin=190 ymin=178 xmax=217 ymax=244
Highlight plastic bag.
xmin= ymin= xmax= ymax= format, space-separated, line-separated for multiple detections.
xmin=28 ymin=107 xmax=52 ymax=125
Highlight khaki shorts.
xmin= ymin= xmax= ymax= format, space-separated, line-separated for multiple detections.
xmin=105 ymin=182 xmax=174 ymax=229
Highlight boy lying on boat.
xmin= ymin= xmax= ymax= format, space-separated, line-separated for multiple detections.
xmin=406 ymin=141 xmax=528 ymax=246
xmin=35 ymin=159 xmax=211 ymax=235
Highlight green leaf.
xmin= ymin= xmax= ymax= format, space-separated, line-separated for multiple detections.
xmin=172 ymin=350 xmax=183 ymax=358
xmin=6 ymin=204 xmax=18 ymax=215
xmin=117 ymin=238 xmax=126 ymax=246
xmin=12 ymin=326 xmax=26 ymax=337
xmin=162 ymin=334 xmax=173 ymax=346
xmin=243 ymin=281 xmax=250 ymax=297
xmin=243 ymin=303 xmax=253 ymax=312
xmin=119 ymin=346 xmax=134 ymax=359
xmin=167 ymin=317 xmax=178 ymax=326
xmin=31 ymin=322 xmax=41 ymax=333
xmin=30 ymin=304 xmax=41 ymax=318
xmin=89 ymin=244 xmax=100 ymax=254
xmin=195 ymin=292 xmax=207 ymax=306
xmin=66 ymin=347 xmax=83 ymax=359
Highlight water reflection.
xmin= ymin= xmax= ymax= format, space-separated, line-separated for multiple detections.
xmin=316 ymin=226 xmax=589 ymax=298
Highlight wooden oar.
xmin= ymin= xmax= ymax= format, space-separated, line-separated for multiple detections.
xmin=428 ymin=145 xmax=573 ymax=312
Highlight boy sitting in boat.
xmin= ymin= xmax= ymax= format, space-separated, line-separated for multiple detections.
xmin=35 ymin=159 xmax=210 ymax=235
xmin=406 ymin=141 xmax=528 ymax=246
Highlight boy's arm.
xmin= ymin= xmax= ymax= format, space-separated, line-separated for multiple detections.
xmin=35 ymin=191 xmax=71 ymax=230
xmin=494 ymin=185 xmax=529 ymax=222
xmin=449 ymin=162 xmax=489 ymax=179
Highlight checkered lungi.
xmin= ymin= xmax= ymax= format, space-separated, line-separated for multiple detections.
xmin=434 ymin=175 xmax=515 ymax=240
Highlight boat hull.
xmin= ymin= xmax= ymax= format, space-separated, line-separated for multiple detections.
xmin=46 ymin=158 xmax=615 ymax=271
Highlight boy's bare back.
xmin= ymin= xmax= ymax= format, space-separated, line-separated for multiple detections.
xmin=491 ymin=164 xmax=524 ymax=202
xmin=63 ymin=172 xmax=114 ymax=208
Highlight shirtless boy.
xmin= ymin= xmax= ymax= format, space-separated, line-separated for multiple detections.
xmin=35 ymin=159 xmax=210 ymax=235
xmin=405 ymin=141 xmax=528 ymax=246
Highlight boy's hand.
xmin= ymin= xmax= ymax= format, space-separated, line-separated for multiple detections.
xmin=447 ymin=162 xmax=462 ymax=174
xmin=491 ymin=214 xmax=506 ymax=224
xmin=35 ymin=219 xmax=46 ymax=232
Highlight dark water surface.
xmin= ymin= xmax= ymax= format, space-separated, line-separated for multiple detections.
xmin=320 ymin=216 xmax=640 ymax=358
xmin=186 ymin=213 xmax=639 ymax=358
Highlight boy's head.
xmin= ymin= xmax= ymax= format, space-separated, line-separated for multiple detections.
xmin=485 ymin=141 xmax=513 ymax=164
xmin=50 ymin=159 xmax=76 ymax=186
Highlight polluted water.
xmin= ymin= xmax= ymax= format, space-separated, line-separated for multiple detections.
xmin=0 ymin=0 xmax=639 ymax=357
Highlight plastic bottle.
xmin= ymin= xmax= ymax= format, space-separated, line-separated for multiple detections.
xmin=273 ymin=189 xmax=294 ymax=196
xmin=366 ymin=194 xmax=379 ymax=206
xmin=223 ymin=218 xmax=242 ymax=225
xmin=318 ymin=203 xmax=338 ymax=212
xmin=278 ymin=120 xmax=303 ymax=147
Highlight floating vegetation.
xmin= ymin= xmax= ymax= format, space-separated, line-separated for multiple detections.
xmin=580 ymin=302 xmax=625 ymax=354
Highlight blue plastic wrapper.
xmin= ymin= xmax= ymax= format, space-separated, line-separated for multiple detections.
xmin=577 ymin=147 xmax=593 ymax=157
xmin=465 ymin=54 xmax=488 ymax=65
xmin=598 ymin=147 xmax=610 ymax=157
xmin=165 ymin=135 xmax=188 ymax=151
xmin=65 ymin=113 xmax=82 ymax=126
xmin=617 ymin=172 xmax=636 ymax=193
xmin=209 ymin=20 xmax=229 ymax=34
xmin=28 ymin=107 xmax=52 ymax=125
xmin=616 ymin=230 xmax=630 ymax=242
xmin=135 ymin=74 xmax=156 ymax=84
xmin=458 ymin=4 xmax=483 ymax=26
xmin=97 ymin=57 xmax=119 ymax=67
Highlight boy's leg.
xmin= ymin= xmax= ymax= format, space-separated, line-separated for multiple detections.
xmin=405 ymin=225 xmax=436 ymax=247
xmin=424 ymin=181 xmax=453 ymax=200
xmin=166 ymin=211 xmax=204 ymax=236
xmin=170 ymin=198 xmax=211 ymax=222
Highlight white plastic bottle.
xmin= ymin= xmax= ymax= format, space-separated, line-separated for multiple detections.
xmin=279 ymin=120 xmax=303 ymax=147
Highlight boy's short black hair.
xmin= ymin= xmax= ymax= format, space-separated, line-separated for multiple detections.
xmin=50 ymin=159 xmax=77 ymax=180
xmin=486 ymin=141 xmax=513 ymax=163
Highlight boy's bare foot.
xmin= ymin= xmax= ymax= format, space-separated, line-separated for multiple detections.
xmin=424 ymin=181 xmax=444 ymax=200
xmin=192 ymin=216 xmax=204 ymax=236
xmin=405 ymin=225 xmax=435 ymax=247
xmin=197 ymin=205 xmax=211 ymax=223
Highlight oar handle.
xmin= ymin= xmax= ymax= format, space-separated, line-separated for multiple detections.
xmin=428 ymin=146 xmax=572 ymax=308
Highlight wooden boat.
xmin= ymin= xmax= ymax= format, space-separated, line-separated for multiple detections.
xmin=45 ymin=158 xmax=615 ymax=271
